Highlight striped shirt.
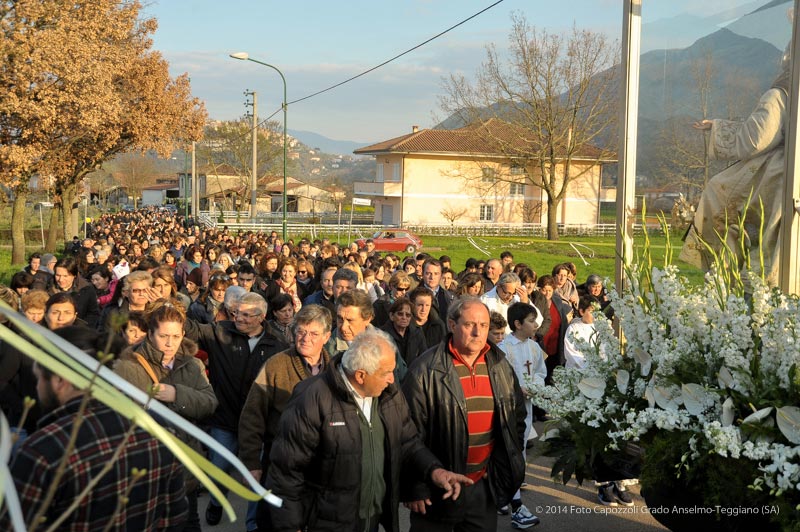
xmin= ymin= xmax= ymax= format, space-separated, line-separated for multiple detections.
xmin=449 ymin=339 xmax=495 ymax=482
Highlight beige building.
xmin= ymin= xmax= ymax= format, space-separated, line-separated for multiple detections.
xmin=354 ymin=120 xmax=617 ymax=226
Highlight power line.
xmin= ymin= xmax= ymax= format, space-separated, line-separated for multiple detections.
xmin=288 ymin=0 xmax=506 ymax=105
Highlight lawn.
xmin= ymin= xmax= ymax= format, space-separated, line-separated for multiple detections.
xmin=0 ymin=230 xmax=704 ymax=288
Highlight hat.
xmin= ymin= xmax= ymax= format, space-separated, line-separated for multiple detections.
xmin=187 ymin=268 xmax=204 ymax=287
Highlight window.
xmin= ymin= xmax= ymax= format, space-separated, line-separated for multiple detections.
xmin=481 ymin=167 xmax=495 ymax=182
xmin=601 ymin=163 xmax=618 ymax=188
xmin=510 ymin=182 xmax=525 ymax=196
xmin=479 ymin=204 xmax=494 ymax=222
xmin=376 ymin=165 xmax=384 ymax=182
xmin=510 ymin=164 xmax=526 ymax=176
xmin=391 ymin=163 xmax=401 ymax=182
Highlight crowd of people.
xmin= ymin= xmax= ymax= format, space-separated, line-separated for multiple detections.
xmin=0 ymin=206 xmax=622 ymax=532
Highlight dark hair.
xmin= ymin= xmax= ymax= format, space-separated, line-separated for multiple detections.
xmin=46 ymin=291 xmax=77 ymax=311
xmin=538 ymin=275 xmax=557 ymax=290
xmin=518 ymin=267 xmax=537 ymax=286
xmin=238 ymin=262 xmax=256 ymax=276
xmin=578 ymin=295 xmax=599 ymax=314
xmin=10 ymin=271 xmax=35 ymax=291
xmin=136 ymin=256 xmax=160 ymax=271
xmin=507 ymin=302 xmax=537 ymax=332
xmin=490 ymin=310 xmax=508 ymax=331
xmin=89 ymin=264 xmax=112 ymax=282
xmin=269 ymin=293 xmax=294 ymax=318
xmin=389 ymin=297 xmax=412 ymax=315
xmin=54 ymin=257 xmax=79 ymax=277
xmin=438 ymin=255 xmax=451 ymax=264
xmin=124 ymin=311 xmax=148 ymax=333
xmin=336 ymin=289 xmax=373 ymax=320
xmin=552 ymin=263 xmax=570 ymax=277
xmin=500 ymin=251 xmax=514 ymax=260
xmin=42 ymin=326 xmax=126 ymax=374
xmin=408 ymin=285 xmax=433 ymax=303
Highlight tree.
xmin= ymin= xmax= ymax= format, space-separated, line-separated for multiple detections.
xmin=197 ymin=119 xmax=289 ymax=212
xmin=440 ymin=203 xmax=468 ymax=226
xmin=0 ymin=0 xmax=205 ymax=262
xmin=438 ymin=13 xmax=618 ymax=240
xmin=107 ymin=152 xmax=160 ymax=208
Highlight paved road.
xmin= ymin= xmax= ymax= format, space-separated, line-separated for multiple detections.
xmin=201 ymin=421 xmax=668 ymax=532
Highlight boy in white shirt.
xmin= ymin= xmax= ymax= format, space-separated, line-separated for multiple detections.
xmin=564 ymin=295 xmax=601 ymax=369
xmin=497 ymin=302 xmax=546 ymax=528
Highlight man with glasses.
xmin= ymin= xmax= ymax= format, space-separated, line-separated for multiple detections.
xmin=481 ymin=272 xmax=542 ymax=335
xmin=239 ymin=304 xmax=333 ymax=532
xmin=184 ymin=291 xmax=287 ymax=526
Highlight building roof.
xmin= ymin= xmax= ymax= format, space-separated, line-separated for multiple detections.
xmin=354 ymin=118 xmax=614 ymax=161
xmin=142 ymin=183 xmax=178 ymax=191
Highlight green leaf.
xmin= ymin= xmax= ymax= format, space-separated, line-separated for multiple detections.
xmin=0 ymin=412 xmax=26 ymax=532
xmin=776 ymin=406 xmax=800 ymax=444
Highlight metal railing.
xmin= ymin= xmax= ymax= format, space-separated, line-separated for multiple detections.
xmin=196 ymin=214 xmax=670 ymax=239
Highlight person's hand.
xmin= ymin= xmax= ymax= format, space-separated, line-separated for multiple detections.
xmin=145 ymin=286 xmax=161 ymax=302
xmin=404 ymin=500 xmax=431 ymax=514
xmin=249 ymin=469 xmax=262 ymax=483
xmin=154 ymin=383 xmax=176 ymax=402
xmin=515 ymin=285 xmax=529 ymax=304
xmin=692 ymin=119 xmax=712 ymax=130
xmin=430 ymin=468 xmax=474 ymax=501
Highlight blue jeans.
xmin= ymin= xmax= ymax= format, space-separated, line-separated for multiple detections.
xmin=208 ymin=427 xmax=258 ymax=531
xmin=208 ymin=427 xmax=238 ymax=507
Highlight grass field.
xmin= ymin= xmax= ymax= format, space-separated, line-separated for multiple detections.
xmin=0 ymin=231 xmax=704 ymax=288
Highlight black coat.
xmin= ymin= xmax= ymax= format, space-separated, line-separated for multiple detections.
xmin=264 ymin=356 xmax=441 ymax=532
xmin=401 ymin=336 xmax=527 ymax=511
xmin=50 ymin=276 xmax=99 ymax=329
xmin=381 ymin=321 xmax=427 ymax=367
xmin=184 ymin=319 xmax=287 ymax=432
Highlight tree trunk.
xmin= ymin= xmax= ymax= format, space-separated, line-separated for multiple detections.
xmin=61 ymin=182 xmax=76 ymax=245
xmin=46 ymin=203 xmax=61 ymax=253
xmin=546 ymin=194 xmax=560 ymax=241
xmin=11 ymin=189 xmax=28 ymax=265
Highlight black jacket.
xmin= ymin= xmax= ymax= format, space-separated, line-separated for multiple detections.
xmin=381 ymin=321 xmax=427 ymax=367
xmin=184 ymin=319 xmax=287 ymax=432
xmin=264 ymin=355 xmax=441 ymax=532
xmin=50 ymin=276 xmax=99 ymax=329
xmin=401 ymin=336 xmax=527 ymax=511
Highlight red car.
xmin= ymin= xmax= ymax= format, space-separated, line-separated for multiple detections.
xmin=356 ymin=229 xmax=423 ymax=254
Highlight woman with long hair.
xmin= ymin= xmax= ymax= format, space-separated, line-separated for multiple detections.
xmin=151 ymin=265 xmax=192 ymax=310
xmin=187 ymin=272 xmax=234 ymax=324
xmin=266 ymin=257 xmax=303 ymax=311
xmin=267 ymin=293 xmax=295 ymax=345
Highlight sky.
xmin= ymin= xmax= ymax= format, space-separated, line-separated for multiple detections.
xmin=142 ymin=0 xmax=765 ymax=144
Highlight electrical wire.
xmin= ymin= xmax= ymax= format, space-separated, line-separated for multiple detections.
xmin=288 ymin=0 xmax=506 ymax=105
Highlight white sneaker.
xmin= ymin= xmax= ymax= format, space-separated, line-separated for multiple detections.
xmin=511 ymin=504 xmax=540 ymax=529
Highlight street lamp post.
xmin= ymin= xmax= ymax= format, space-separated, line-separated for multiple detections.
xmin=230 ymin=52 xmax=288 ymax=241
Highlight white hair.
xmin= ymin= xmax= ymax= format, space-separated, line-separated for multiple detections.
xmin=341 ymin=328 xmax=395 ymax=375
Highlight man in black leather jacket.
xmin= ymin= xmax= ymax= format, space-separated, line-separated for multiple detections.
xmin=401 ymin=297 xmax=527 ymax=531
xmin=264 ymin=328 xmax=472 ymax=532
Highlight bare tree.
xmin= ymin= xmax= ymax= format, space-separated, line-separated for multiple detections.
xmin=107 ymin=152 xmax=160 ymax=208
xmin=440 ymin=203 xmax=468 ymax=226
xmin=438 ymin=13 xmax=618 ymax=240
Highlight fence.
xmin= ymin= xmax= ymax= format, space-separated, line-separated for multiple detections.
xmin=196 ymin=214 xmax=671 ymax=239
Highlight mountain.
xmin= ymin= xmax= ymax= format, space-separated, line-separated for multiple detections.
xmin=287 ymin=129 xmax=371 ymax=157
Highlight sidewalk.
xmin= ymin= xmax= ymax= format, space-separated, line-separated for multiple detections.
xmin=203 ymin=429 xmax=668 ymax=532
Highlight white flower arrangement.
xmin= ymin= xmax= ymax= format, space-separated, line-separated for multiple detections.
xmin=537 ymin=261 xmax=800 ymax=507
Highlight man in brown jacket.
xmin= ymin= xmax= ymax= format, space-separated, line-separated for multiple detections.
xmin=238 ymin=304 xmax=333 ymax=532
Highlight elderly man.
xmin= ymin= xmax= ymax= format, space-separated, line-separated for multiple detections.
xmin=1 ymin=329 xmax=186 ymax=531
xmin=401 ymin=297 xmax=529 ymax=531
xmin=481 ymin=272 xmax=543 ymax=335
xmin=184 ymin=291 xmax=287 ymax=525
xmin=264 ymin=328 xmax=473 ymax=532
xmin=482 ymin=258 xmax=503 ymax=292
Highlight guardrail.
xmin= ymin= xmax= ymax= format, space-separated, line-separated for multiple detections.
xmin=195 ymin=215 xmax=671 ymax=239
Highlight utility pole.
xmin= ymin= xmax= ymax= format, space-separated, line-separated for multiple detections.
xmin=245 ymin=90 xmax=258 ymax=222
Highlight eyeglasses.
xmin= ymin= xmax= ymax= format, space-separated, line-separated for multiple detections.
xmin=130 ymin=288 xmax=148 ymax=294
xmin=393 ymin=311 xmax=412 ymax=317
xmin=237 ymin=311 xmax=262 ymax=319
xmin=395 ymin=287 xmax=409 ymax=293
xmin=297 ymin=270 xmax=308 ymax=275
xmin=295 ymin=329 xmax=323 ymax=340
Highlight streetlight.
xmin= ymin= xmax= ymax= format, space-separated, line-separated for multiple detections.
xmin=229 ymin=52 xmax=288 ymax=241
